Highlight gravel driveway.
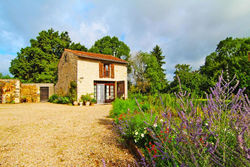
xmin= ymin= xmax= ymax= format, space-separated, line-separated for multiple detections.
xmin=0 ymin=103 xmax=136 ymax=166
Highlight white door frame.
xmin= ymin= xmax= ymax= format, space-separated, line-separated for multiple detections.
xmin=97 ymin=84 xmax=105 ymax=104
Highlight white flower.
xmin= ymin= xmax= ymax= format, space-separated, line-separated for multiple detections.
xmin=135 ymin=131 xmax=138 ymax=135
xmin=141 ymin=134 xmax=144 ymax=138
xmin=153 ymin=123 xmax=157 ymax=128
xmin=134 ymin=139 xmax=137 ymax=143
xmin=205 ymin=123 xmax=208 ymax=126
xmin=160 ymin=119 xmax=163 ymax=123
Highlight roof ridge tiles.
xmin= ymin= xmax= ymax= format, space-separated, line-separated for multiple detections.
xmin=64 ymin=48 xmax=128 ymax=64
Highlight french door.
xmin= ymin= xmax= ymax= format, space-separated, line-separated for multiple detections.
xmin=94 ymin=81 xmax=115 ymax=103
xmin=97 ymin=84 xmax=105 ymax=104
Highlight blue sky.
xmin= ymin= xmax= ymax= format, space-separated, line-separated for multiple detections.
xmin=0 ymin=0 xmax=249 ymax=80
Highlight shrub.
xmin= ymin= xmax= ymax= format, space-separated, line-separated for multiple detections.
xmin=112 ymin=73 xmax=249 ymax=166
xmin=69 ymin=81 xmax=77 ymax=101
xmin=142 ymin=74 xmax=249 ymax=166
xmin=49 ymin=94 xmax=71 ymax=104
xmin=48 ymin=94 xmax=59 ymax=103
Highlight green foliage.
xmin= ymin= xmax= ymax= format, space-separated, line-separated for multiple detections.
xmin=69 ymin=42 xmax=88 ymax=51
xmin=143 ymin=52 xmax=166 ymax=94
xmin=81 ymin=93 xmax=92 ymax=102
xmin=49 ymin=94 xmax=71 ymax=104
xmin=130 ymin=50 xmax=167 ymax=94
xmin=170 ymin=64 xmax=210 ymax=96
xmin=151 ymin=45 xmax=165 ymax=70
xmin=89 ymin=36 xmax=130 ymax=61
xmin=89 ymin=35 xmax=132 ymax=73
xmin=9 ymin=29 xmax=71 ymax=83
xmin=68 ymin=81 xmax=77 ymax=101
xmin=111 ymin=98 xmax=156 ymax=147
xmin=110 ymin=98 xmax=138 ymax=118
xmin=9 ymin=28 xmax=88 ymax=83
xmin=200 ymin=37 xmax=250 ymax=95
xmin=0 ymin=73 xmax=12 ymax=79
xmin=90 ymin=98 xmax=97 ymax=103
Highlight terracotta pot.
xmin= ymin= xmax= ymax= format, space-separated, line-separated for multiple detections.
xmin=73 ymin=101 xmax=78 ymax=106
xmin=85 ymin=101 xmax=90 ymax=106
xmin=79 ymin=102 xmax=83 ymax=106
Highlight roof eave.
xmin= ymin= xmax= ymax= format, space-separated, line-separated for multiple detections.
xmin=76 ymin=54 xmax=128 ymax=64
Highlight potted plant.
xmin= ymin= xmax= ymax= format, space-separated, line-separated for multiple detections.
xmin=81 ymin=94 xmax=92 ymax=106
xmin=90 ymin=98 xmax=96 ymax=106
xmin=72 ymin=97 xmax=78 ymax=106
xmin=79 ymin=99 xmax=83 ymax=106
xmin=21 ymin=96 xmax=27 ymax=103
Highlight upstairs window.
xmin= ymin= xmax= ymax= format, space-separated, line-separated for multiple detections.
xmin=104 ymin=64 xmax=110 ymax=77
xmin=99 ymin=63 xmax=115 ymax=78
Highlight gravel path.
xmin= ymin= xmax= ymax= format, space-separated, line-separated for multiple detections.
xmin=0 ymin=103 xmax=136 ymax=166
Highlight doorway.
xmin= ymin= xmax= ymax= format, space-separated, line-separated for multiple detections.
xmin=94 ymin=81 xmax=115 ymax=104
xmin=40 ymin=87 xmax=49 ymax=102
xmin=117 ymin=81 xmax=125 ymax=98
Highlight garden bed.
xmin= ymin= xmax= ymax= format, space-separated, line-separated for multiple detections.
xmin=110 ymin=75 xmax=249 ymax=166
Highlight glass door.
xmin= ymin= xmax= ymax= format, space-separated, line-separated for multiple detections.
xmin=97 ymin=84 xmax=105 ymax=104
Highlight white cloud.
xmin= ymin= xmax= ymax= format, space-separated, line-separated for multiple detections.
xmin=70 ymin=21 xmax=109 ymax=48
xmin=0 ymin=30 xmax=25 ymax=52
xmin=0 ymin=54 xmax=15 ymax=75
xmin=0 ymin=0 xmax=249 ymax=77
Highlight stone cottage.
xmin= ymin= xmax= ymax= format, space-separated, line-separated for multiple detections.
xmin=55 ymin=49 xmax=128 ymax=104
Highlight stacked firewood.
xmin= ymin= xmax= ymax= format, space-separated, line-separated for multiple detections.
xmin=21 ymin=85 xmax=39 ymax=103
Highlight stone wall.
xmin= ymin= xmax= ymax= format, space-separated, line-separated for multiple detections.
xmin=0 ymin=79 xmax=20 ymax=103
xmin=55 ymin=51 xmax=78 ymax=96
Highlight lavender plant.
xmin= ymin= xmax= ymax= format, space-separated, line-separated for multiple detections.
xmin=144 ymin=74 xmax=249 ymax=166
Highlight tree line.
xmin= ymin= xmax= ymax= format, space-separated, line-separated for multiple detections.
xmin=8 ymin=28 xmax=250 ymax=96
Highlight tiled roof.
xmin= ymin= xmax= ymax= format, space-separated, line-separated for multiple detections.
xmin=64 ymin=49 xmax=128 ymax=64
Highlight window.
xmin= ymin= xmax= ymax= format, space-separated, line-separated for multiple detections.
xmin=99 ymin=63 xmax=114 ymax=78
xmin=104 ymin=64 xmax=110 ymax=77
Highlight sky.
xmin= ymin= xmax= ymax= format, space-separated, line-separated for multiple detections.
xmin=0 ymin=0 xmax=249 ymax=80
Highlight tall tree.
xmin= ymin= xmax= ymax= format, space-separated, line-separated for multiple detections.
xmin=151 ymin=45 xmax=165 ymax=68
xmin=200 ymin=37 xmax=250 ymax=95
xmin=143 ymin=53 xmax=166 ymax=94
xmin=89 ymin=36 xmax=130 ymax=60
xmin=130 ymin=52 xmax=148 ymax=93
xmin=150 ymin=45 xmax=167 ymax=91
xmin=130 ymin=52 xmax=166 ymax=94
xmin=9 ymin=28 xmax=88 ymax=83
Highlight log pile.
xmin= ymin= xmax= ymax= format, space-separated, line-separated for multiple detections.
xmin=0 ymin=80 xmax=20 ymax=103
xmin=20 ymin=85 xmax=39 ymax=103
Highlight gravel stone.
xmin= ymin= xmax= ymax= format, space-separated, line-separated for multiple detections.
xmin=0 ymin=103 xmax=137 ymax=166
